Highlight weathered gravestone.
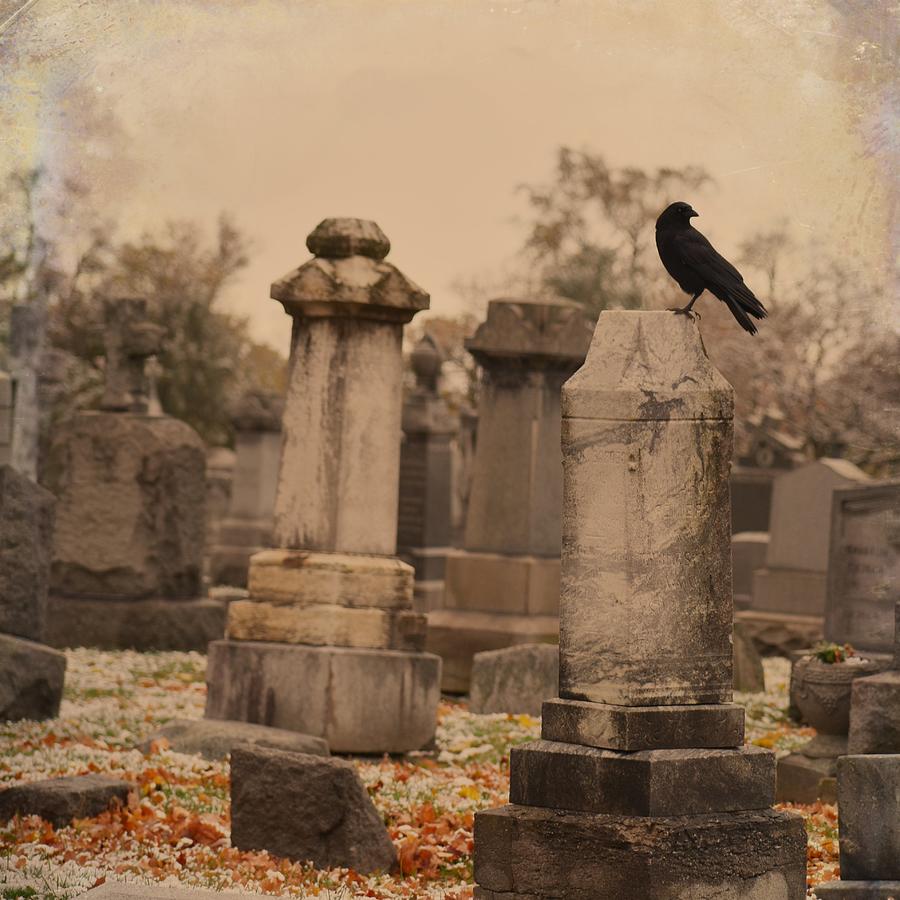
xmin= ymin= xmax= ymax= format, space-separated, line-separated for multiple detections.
xmin=472 ymin=311 xmax=807 ymax=900
xmin=205 ymin=219 xmax=441 ymax=753
xmin=825 ymin=481 xmax=900 ymax=655
xmin=814 ymin=754 xmax=900 ymax=899
xmin=230 ymin=745 xmax=398 ymax=873
xmin=397 ymin=334 xmax=457 ymax=612
xmin=0 ymin=633 xmax=66 ymax=721
xmin=848 ymin=601 xmax=900 ymax=754
xmin=204 ymin=445 xmax=235 ymax=571
xmin=0 ymin=774 xmax=133 ymax=827
xmin=43 ymin=297 xmax=226 ymax=650
xmin=738 ymin=458 xmax=871 ymax=655
xmin=0 ymin=465 xmax=55 ymax=641
xmin=732 ymin=531 xmax=769 ymax=610
xmin=427 ymin=297 xmax=592 ymax=692
xmin=209 ymin=391 xmax=284 ymax=587
xmin=470 ymin=643 xmax=559 ymax=716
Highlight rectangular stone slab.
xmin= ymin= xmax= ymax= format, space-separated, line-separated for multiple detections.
xmin=226 ymin=600 xmax=426 ymax=651
xmin=509 ymin=740 xmax=774 ymax=816
xmin=0 ymin=774 xmax=133 ymax=827
xmin=814 ymin=883 xmax=900 ymax=900
xmin=541 ymin=697 xmax=744 ymax=751
xmin=838 ymin=754 xmax=900 ymax=881
xmin=247 ymin=549 xmax=413 ymax=610
xmin=474 ymin=804 xmax=807 ymax=900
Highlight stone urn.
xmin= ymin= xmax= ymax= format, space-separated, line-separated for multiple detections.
xmin=791 ymin=655 xmax=882 ymax=736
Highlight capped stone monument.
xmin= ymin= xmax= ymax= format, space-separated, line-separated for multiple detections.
xmin=205 ymin=219 xmax=441 ymax=754
xmin=209 ymin=391 xmax=284 ymax=587
xmin=397 ymin=334 xmax=457 ymax=611
xmin=427 ymin=297 xmax=592 ymax=692
xmin=43 ymin=297 xmax=225 ymax=650
xmin=473 ymin=311 xmax=807 ymax=899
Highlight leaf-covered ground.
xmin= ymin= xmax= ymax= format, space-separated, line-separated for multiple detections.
xmin=0 ymin=652 xmax=838 ymax=898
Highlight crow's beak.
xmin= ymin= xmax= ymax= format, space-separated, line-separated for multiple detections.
xmin=688 ymin=208 xmax=699 ymax=218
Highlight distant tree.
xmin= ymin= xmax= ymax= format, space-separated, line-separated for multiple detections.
xmin=518 ymin=149 xmax=712 ymax=314
xmin=0 ymin=166 xmax=286 ymax=453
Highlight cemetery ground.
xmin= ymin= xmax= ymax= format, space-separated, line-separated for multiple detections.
xmin=2 ymin=652 xmax=835 ymax=900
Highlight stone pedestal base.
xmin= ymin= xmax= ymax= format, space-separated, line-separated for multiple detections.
xmin=209 ymin=516 xmax=272 ymax=587
xmin=849 ymin=670 xmax=900 ymax=753
xmin=205 ymin=640 xmax=441 ymax=754
xmin=735 ymin=609 xmax=823 ymax=656
xmin=45 ymin=596 xmax=226 ymax=651
xmin=815 ymin=883 xmax=900 ymax=899
xmin=426 ymin=609 xmax=558 ymax=693
xmin=443 ymin=550 xmax=559 ymax=616
xmin=474 ymin=805 xmax=807 ymax=899
xmin=751 ymin=567 xmax=827 ymax=617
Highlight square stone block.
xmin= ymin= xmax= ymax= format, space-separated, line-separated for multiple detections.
xmin=509 ymin=740 xmax=774 ymax=815
xmin=443 ymin=551 xmax=560 ymax=617
xmin=474 ymin=804 xmax=807 ymax=899
xmin=426 ymin=608 xmax=559 ymax=693
xmin=838 ymin=755 xmax=900 ymax=881
xmin=247 ymin=549 xmax=413 ymax=609
xmin=751 ymin=567 xmax=827 ymax=617
xmin=205 ymin=640 xmax=441 ymax=753
xmin=541 ymin=698 xmax=745 ymax=751
xmin=44 ymin=596 xmax=226 ymax=652
xmin=848 ymin=671 xmax=900 ymax=754
xmin=226 ymin=600 xmax=426 ymax=651
xmin=776 ymin=752 xmax=836 ymax=804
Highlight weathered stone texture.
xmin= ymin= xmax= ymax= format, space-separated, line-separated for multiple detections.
xmin=734 ymin=619 xmax=766 ymax=692
xmin=509 ymin=741 xmax=775 ymax=816
xmin=825 ymin=482 xmax=900 ymax=653
xmin=474 ymin=805 xmax=807 ymax=900
xmin=0 ymin=774 xmax=133 ymax=827
xmin=0 ymin=465 xmax=55 ymax=641
xmin=837 ymin=755 xmax=900 ymax=881
xmin=848 ymin=670 xmax=900 ymax=754
xmin=814 ymin=883 xmax=900 ymax=899
xmin=205 ymin=640 xmax=440 ymax=753
xmin=470 ymin=643 xmax=558 ymax=716
xmin=44 ymin=412 xmax=206 ymax=599
xmin=44 ymin=597 xmax=225 ymax=652
xmin=0 ymin=633 xmax=66 ymax=721
xmin=540 ymin=698 xmax=745 ymax=752
xmin=732 ymin=531 xmax=769 ymax=608
xmin=81 ymin=885 xmax=255 ymax=900
xmin=230 ymin=745 xmax=398 ymax=873
xmin=247 ymin=549 xmax=413 ymax=609
xmin=138 ymin=718 xmax=329 ymax=760
xmin=558 ymin=311 xmax=735 ymax=706
xmin=226 ymin=600 xmax=426 ymax=650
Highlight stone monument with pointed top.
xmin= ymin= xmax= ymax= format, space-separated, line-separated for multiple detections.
xmin=473 ymin=310 xmax=807 ymax=899
xmin=205 ymin=218 xmax=441 ymax=754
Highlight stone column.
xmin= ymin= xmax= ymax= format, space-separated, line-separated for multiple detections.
xmin=209 ymin=391 xmax=284 ymax=587
xmin=205 ymin=218 xmax=442 ymax=754
xmin=42 ymin=298 xmax=224 ymax=651
xmin=397 ymin=334 xmax=458 ymax=612
xmin=427 ymin=297 xmax=592 ymax=692
xmin=473 ymin=311 xmax=807 ymax=899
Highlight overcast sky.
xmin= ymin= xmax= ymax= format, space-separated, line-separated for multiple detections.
xmin=2 ymin=0 xmax=896 ymax=353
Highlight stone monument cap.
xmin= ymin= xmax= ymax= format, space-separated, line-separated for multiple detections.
xmin=464 ymin=296 xmax=593 ymax=365
xmin=306 ymin=218 xmax=391 ymax=260
xmin=271 ymin=219 xmax=429 ymax=323
xmin=562 ymin=310 xmax=734 ymax=421
xmin=410 ymin=334 xmax=443 ymax=391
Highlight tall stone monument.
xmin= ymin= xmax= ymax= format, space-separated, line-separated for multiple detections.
xmin=397 ymin=334 xmax=457 ymax=612
xmin=473 ymin=311 xmax=807 ymax=899
xmin=209 ymin=391 xmax=284 ymax=587
xmin=205 ymin=218 xmax=442 ymax=754
xmin=43 ymin=297 xmax=225 ymax=650
xmin=427 ymin=297 xmax=592 ymax=692
xmin=0 ymin=370 xmax=12 ymax=467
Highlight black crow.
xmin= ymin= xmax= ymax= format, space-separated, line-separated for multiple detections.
xmin=655 ymin=201 xmax=768 ymax=335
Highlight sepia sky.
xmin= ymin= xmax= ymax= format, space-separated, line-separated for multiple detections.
xmin=2 ymin=0 xmax=896 ymax=353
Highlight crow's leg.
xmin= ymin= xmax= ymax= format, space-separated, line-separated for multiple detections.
xmin=668 ymin=292 xmax=703 ymax=320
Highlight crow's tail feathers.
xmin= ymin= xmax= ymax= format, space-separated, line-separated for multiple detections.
xmin=713 ymin=281 xmax=768 ymax=336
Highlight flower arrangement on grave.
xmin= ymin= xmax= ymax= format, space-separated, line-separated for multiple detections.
xmin=811 ymin=642 xmax=857 ymax=664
